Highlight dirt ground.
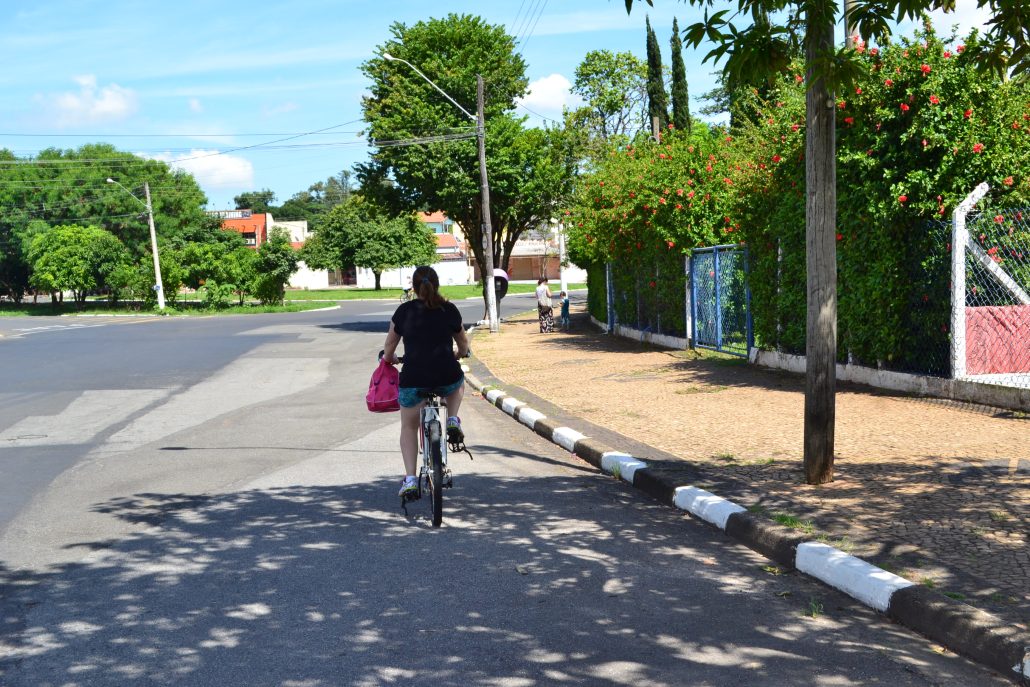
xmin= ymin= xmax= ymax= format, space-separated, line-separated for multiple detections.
xmin=472 ymin=300 xmax=1030 ymax=629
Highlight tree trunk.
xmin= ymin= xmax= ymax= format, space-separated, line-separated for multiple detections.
xmin=803 ymin=11 xmax=837 ymax=485
xmin=373 ymin=270 xmax=382 ymax=290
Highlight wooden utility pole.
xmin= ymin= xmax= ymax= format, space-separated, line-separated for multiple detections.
xmin=803 ymin=12 xmax=837 ymax=484
xmin=477 ymin=75 xmax=499 ymax=333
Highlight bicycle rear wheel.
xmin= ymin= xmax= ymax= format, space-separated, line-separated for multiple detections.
xmin=428 ymin=420 xmax=443 ymax=527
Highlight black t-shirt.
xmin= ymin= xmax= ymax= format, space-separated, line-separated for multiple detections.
xmin=391 ymin=299 xmax=463 ymax=388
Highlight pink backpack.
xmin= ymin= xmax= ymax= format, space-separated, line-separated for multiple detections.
xmin=366 ymin=359 xmax=400 ymax=412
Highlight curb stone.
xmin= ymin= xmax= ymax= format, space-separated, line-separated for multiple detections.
xmin=462 ymin=367 xmax=1030 ymax=684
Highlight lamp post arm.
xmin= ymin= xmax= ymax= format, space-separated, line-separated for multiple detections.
xmin=385 ymin=55 xmax=476 ymax=122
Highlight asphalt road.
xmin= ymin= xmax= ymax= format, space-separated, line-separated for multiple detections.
xmin=0 ymin=295 xmax=1008 ymax=685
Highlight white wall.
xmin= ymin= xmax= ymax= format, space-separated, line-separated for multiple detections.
xmin=288 ymin=261 xmax=329 ymax=290
xmin=356 ymin=261 xmax=471 ymax=288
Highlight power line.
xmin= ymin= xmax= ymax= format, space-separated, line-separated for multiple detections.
xmin=0 ymin=131 xmax=367 ymax=138
xmin=0 ymin=120 xmax=364 ymax=166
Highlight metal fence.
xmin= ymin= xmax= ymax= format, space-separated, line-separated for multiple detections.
xmin=690 ymin=245 xmax=752 ymax=356
xmin=605 ymin=249 xmax=689 ymax=339
xmin=952 ymin=184 xmax=1030 ymax=389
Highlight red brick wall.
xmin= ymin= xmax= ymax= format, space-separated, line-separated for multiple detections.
xmin=965 ymin=305 xmax=1030 ymax=374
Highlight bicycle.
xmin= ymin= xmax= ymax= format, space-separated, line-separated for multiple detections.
xmin=382 ymin=352 xmax=472 ymax=528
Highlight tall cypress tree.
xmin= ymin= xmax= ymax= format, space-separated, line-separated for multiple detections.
xmin=644 ymin=16 xmax=669 ymax=133
xmin=670 ymin=17 xmax=690 ymax=132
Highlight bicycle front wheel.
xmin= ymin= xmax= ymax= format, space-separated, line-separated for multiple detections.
xmin=427 ymin=420 xmax=443 ymax=527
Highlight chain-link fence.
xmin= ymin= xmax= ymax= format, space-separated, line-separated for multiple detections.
xmin=954 ymin=203 xmax=1030 ymax=389
xmin=690 ymin=245 xmax=752 ymax=356
xmin=607 ymin=249 xmax=688 ymax=339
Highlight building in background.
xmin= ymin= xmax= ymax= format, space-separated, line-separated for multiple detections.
xmin=471 ymin=222 xmax=587 ymax=284
xmin=208 ymin=209 xmax=328 ymax=289
xmin=353 ymin=211 xmax=472 ymax=288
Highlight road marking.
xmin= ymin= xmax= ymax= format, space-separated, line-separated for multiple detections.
xmin=0 ymin=389 xmax=169 ymax=447
xmin=102 ymin=357 xmax=329 ymax=452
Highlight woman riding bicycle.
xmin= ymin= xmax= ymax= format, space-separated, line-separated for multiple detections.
xmin=382 ymin=265 xmax=469 ymax=497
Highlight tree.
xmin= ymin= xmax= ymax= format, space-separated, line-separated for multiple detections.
xmin=358 ymin=14 xmax=575 ymax=307
xmin=625 ymin=0 xmax=1030 ymax=484
xmin=569 ymin=49 xmax=649 ymax=146
xmin=670 ymin=18 xmax=690 ymax=132
xmin=0 ymin=144 xmax=210 ymax=299
xmin=28 ymin=224 xmax=128 ymax=305
xmin=252 ymin=227 xmax=299 ymax=305
xmin=302 ymin=197 xmax=438 ymax=290
xmin=645 ymin=16 xmax=669 ymax=132
xmin=234 ymin=189 xmax=276 ymax=214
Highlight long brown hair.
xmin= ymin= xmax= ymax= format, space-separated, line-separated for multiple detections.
xmin=412 ymin=265 xmax=446 ymax=309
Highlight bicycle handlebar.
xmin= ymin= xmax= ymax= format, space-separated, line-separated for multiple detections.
xmin=378 ymin=349 xmax=470 ymax=363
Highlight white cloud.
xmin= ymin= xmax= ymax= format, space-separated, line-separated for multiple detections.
xmin=517 ymin=73 xmax=581 ymax=121
xmin=188 ymin=98 xmax=203 ymax=113
xmin=262 ymin=101 xmax=299 ymax=117
xmin=145 ymin=149 xmax=254 ymax=191
xmin=40 ymin=75 xmax=138 ymax=127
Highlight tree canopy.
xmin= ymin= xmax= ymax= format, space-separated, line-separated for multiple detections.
xmin=569 ymin=49 xmax=649 ymax=146
xmin=357 ymin=13 xmax=576 ymax=286
xmin=302 ymin=197 xmax=438 ymax=290
xmin=0 ymin=143 xmax=210 ymax=300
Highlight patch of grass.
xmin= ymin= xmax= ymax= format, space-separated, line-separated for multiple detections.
xmin=716 ymin=453 xmax=736 ymax=462
xmin=806 ymin=598 xmax=824 ymax=618
xmin=920 ymin=577 xmax=937 ymax=589
xmin=747 ymin=504 xmax=768 ymax=516
xmin=988 ymin=511 xmax=1009 ymax=522
xmin=816 ymin=534 xmax=855 ymax=553
xmin=878 ymin=559 xmax=902 ymax=574
xmin=2 ymin=300 xmax=333 ymax=317
xmin=762 ymin=565 xmax=785 ymax=576
xmin=282 ymin=282 xmax=586 ymax=302
xmin=772 ymin=513 xmax=816 ymax=535
xmin=943 ymin=591 xmax=966 ymax=600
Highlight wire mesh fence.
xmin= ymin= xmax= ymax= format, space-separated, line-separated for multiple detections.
xmin=690 ymin=245 xmax=752 ymax=356
xmin=607 ymin=249 xmax=688 ymax=339
xmin=956 ymin=207 xmax=1030 ymax=389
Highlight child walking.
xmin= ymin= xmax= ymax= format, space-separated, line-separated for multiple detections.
xmin=558 ymin=291 xmax=570 ymax=330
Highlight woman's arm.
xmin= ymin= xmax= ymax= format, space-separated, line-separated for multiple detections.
xmin=383 ymin=321 xmax=401 ymax=364
xmin=452 ymin=327 xmax=470 ymax=359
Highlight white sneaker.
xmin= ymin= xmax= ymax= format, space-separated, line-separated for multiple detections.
xmin=398 ymin=476 xmax=418 ymax=497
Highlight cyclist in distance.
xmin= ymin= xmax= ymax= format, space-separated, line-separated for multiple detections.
xmin=382 ymin=265 xmax=470 ymax=497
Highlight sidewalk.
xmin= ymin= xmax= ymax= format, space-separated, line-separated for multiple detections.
xmin=471 ymin=301 xmax=1029 ymax=634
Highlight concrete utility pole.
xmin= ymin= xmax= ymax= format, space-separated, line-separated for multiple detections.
xmin=143 ymin=182 xmax=166 ymax=311
xmin=107 ymin=178 xmax=165 ymax=311
xmin=477 ymin=75 xmax=499 ymax=333
xmin=381 ymin=52 xmax=498 ymax=332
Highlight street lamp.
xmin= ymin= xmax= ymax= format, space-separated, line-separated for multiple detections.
xmin=107 ymin=178 xmax=165 ymax=311
xmin=382 ymin=51 xmax=499 ymax=333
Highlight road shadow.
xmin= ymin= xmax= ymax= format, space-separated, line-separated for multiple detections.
xmin=0 ymin=474 xmax=1000 ymax=686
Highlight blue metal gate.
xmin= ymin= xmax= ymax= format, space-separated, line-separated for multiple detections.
xmin=690 ymin=245 xmax=753 ymax=356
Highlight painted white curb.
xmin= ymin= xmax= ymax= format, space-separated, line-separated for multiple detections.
xmin=552 ymin=427 xmax=586 ymax=452
xmin=673 ymin=486 xmax=747 ymax=531
xmin=518 ymin=407 xmax=546 ymax=430
xmin=601 ymin=451 xmax=648 ymax=483
xmin=500 ymin=396 xmax=526 ymax=415
xmin=796 ymin=542 xmax=914 ymax=613
xmin=485 ymin=389 xmax=505 ymax=404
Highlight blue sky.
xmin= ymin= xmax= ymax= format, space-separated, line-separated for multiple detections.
xmin=0 ymin=1 xmax=988 ymax=212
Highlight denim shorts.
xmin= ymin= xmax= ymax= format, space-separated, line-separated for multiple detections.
xmin=398 ymin=375 xmax=465 ymax=408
